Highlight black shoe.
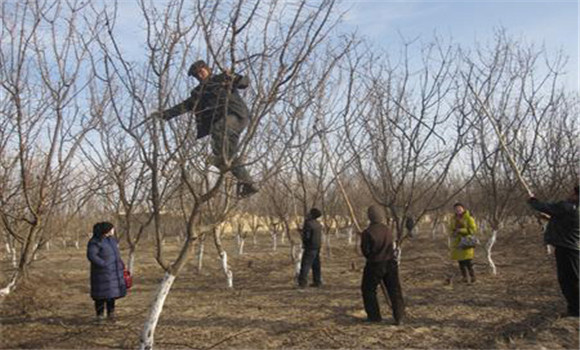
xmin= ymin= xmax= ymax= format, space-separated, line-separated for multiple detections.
xmin=238 ymin=183 xmax=259 ymax=198
xmin=365 ymin=318 xmax=382 ymax=323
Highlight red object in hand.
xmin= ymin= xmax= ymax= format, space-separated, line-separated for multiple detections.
xmin=123 ymin=268 xmax=133 ymax=289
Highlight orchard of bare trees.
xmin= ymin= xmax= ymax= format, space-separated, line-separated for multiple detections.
xmin=1 ymin=1 xmax=578 ymax=349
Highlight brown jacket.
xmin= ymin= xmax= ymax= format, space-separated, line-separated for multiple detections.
xmin=361 ymin=223 xmax=395 ymax=262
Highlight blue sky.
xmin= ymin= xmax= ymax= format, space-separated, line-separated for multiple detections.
xmin=110 ymin=0 xmax=578 ymax=91
xmin=339 ymin=0 xmax=579 ymax=91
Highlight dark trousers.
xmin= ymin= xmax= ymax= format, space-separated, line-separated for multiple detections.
xmin=555 ymin=246 xmax=579 ymax=316
xmin=458 ymin=259 xmax=475 ymax=281
xmin=298 ymin=249 xmax=321 ymax=287
xmin=211 ymin=114 xmax=252 ymax=184
xmin=361 ymin=260 xmax=405 ymax=323
xmin=94 ymin=298 xmax=115 ymax=317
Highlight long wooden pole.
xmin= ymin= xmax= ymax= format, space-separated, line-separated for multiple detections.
xmin=315 ymin=125 xmax=391 ymax=307
xmin=465 ymin=79 xmax=534 ymax=197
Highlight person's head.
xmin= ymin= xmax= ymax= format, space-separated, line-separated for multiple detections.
xmin=93 ymin=222 xmax=115 ymax=239
xmin=453 ymin=202 xmax=466 ymax=216
xmin=308 ymin=208 xmax=322 ymax=220
xmin=188 ymin=60 xmax=211 ymax=81
xmin=367 ymin=205 xmax=385 ymax=224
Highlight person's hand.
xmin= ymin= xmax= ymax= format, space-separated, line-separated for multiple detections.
xmin=150 ymin=111 xmax=163 ymax=120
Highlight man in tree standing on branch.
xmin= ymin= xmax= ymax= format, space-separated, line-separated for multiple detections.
xmin=527 ymin=185 xmax=579 ymax=317
xmin=298 ymin=208 xmax=323 ymax=288
xmin=150 ymin=60 xmax=258 ymax=198
xmin=361 ymin=205 xmax=405 ymax=324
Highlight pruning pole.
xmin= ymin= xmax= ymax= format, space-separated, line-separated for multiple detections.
xmin=466 ymin=81 xmax=534 ymax=198
xmin=315 ymin=125 xmax=391 ymax=307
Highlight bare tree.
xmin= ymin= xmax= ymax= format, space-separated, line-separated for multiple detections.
xmin=463 ymin=29 xmax=570 ymax=274
xmin=0 ymin=0 xmax=98 ymax=295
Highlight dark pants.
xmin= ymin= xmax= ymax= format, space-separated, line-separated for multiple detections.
xmin=94 ymin=298 xmax=115 ymax=317
xmin=458 ymin=259 xmax=475 ymax=281
xmin=555 ymin=246 xmax=579 ymax=316
xmin=298 ymin=249 xmax=321 ymax=287
xmin=361 ymin=260 xmax=405 ymax=323
xmin=211 ymin=114 xmax=252 ymax=184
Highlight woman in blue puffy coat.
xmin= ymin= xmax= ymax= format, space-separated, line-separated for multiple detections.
xmin=87 ymin=222 xmax=126 ymax=321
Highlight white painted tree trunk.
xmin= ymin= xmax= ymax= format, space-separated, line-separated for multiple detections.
xmin=252 ymin=232 xmax=257 ymax=246
xmin=75 ymin=240 xmax=79 ymax=249
xmin=197 ymin=239 xmax=205 ymax=273
xmin=347 ymin=226 xmax=353 ymax=245
xmin=139 ymin=272 xmax=176 ymax=350
xmin=128 ymin=250 xmax=136 ymax=275
xmin=325 ymin=233 xmax=331 ymax=258
xmin=294 ymin=249 xmax=303 ymax=281
xmin=0 ymin=272 xmax=19 ymax=297
xmin=238 ymin=238 xmax=245 ymax=255
xmin=219 ymin=251 xmax=234 ymax=288
xmin=11 ymin=246 xmax=17 ymax=268
xmin=546 ymin=244 xmax=553 ymax=255
xmin=272 ymin=232 xmax=277 ymax=251
xmin=485 ymin=229 xmax=498 ymax=275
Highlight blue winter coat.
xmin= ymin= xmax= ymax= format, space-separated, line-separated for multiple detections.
xmin=87 ymin=235 xmax=127 ymax=300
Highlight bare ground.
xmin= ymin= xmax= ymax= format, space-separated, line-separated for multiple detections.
xmin=1 ymin=229 xmax=578 ymax=349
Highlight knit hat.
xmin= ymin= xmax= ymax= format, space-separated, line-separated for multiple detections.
xmin=367 ymin=205 xmax=385 ymax=224
xmin=93 ymin=221 xmax=114 ymax=238
xmin=309 ymin=208 xmax=322 ymax=219
xmin=188 ymin=60 xmax=209 ymax=77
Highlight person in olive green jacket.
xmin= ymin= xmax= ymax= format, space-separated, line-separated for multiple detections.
xmin=448 ymin=202 xmax=477 ymax=283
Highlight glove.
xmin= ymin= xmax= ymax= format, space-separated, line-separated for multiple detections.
xmin=150 ymin=111 xmax=164 ymax=120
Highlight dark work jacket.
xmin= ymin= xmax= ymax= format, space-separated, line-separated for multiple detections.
xmin=361 ymin=223 xmax=395 ymax=262
xmin=160 ymin=73 xmax=250 ymax=139
xmin=302 ymin=218 xmax=322 ymax=250
xmin=528 ymin=198 xmax=579 ymax=251
xmin=87 ymin=235 xmax=127 ymax=300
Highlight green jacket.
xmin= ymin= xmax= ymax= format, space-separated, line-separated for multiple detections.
xmin=448 ymin=210 xmax=477 ymax=261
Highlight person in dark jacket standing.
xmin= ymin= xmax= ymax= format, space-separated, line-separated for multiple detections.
xmin=298 ymin=208 xmax=323 ymax=288
xmin=87 ymin=222 xmax=127 ymax=322
xmin=150 ymin=60 xmax=258 ymax=198
xmin=361 ymin=205 xmax=405 ymax=324
xmin=528 ymin=185 xmax=579 ymax=317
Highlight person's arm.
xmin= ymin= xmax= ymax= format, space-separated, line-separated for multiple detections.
xmin=360 ymin=230 xmax=372 ymax=259
xmin=465 ymin=216 xmax=477 ymax=235
xmin=527 ymin=198 xmax=569 ymax=218
xmin=157 ymin=95 xmax=197 ymax=121
xmin=233 ymin=74 xmax=249 ymax=89
xmin=302 ymin=222 xmax=311 ymax=248
xmin=87 ymin=242 xmax=107 ymax=268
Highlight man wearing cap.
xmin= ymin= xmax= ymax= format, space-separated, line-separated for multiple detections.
xmin=527 ymin=185 xmax=579 ymax=317
xmin=150 ymin=60 xmax=258 ymax=198
xmin=360 ymin=205 xmax=405 ymax=324
xmin=297 ymin=208 xmax=323 ymax=288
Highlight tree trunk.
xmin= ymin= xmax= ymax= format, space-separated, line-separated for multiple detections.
xmin=271 ymin=232 xmax=277 ymax=252
xmin=197 ymin=235 xmax=205 ymax=273
xmin=238 ymin=237 xmax=245 ymax=256
xmin=128 ymin=249 xmax=136 ymax=275
xmin=139 ymin=272 xmax=176 ymax=350
xmin=213 ymin=229 xmax=233 ymax=288
xmin=0 ymin=272 xmax=19 ymax=297
xmin=294 ymin=249 xmax=303 ymax=282
xmin=325 ymin=233 xmax=331 ymax=258
xmin=485 ymin=229 xmax=498 ymax=275
xmin=347 ymin=226 xmax=353 ymax=245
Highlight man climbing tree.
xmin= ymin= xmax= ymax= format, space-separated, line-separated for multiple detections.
xmin=150 ymin=60 xmax=259 ymax=198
